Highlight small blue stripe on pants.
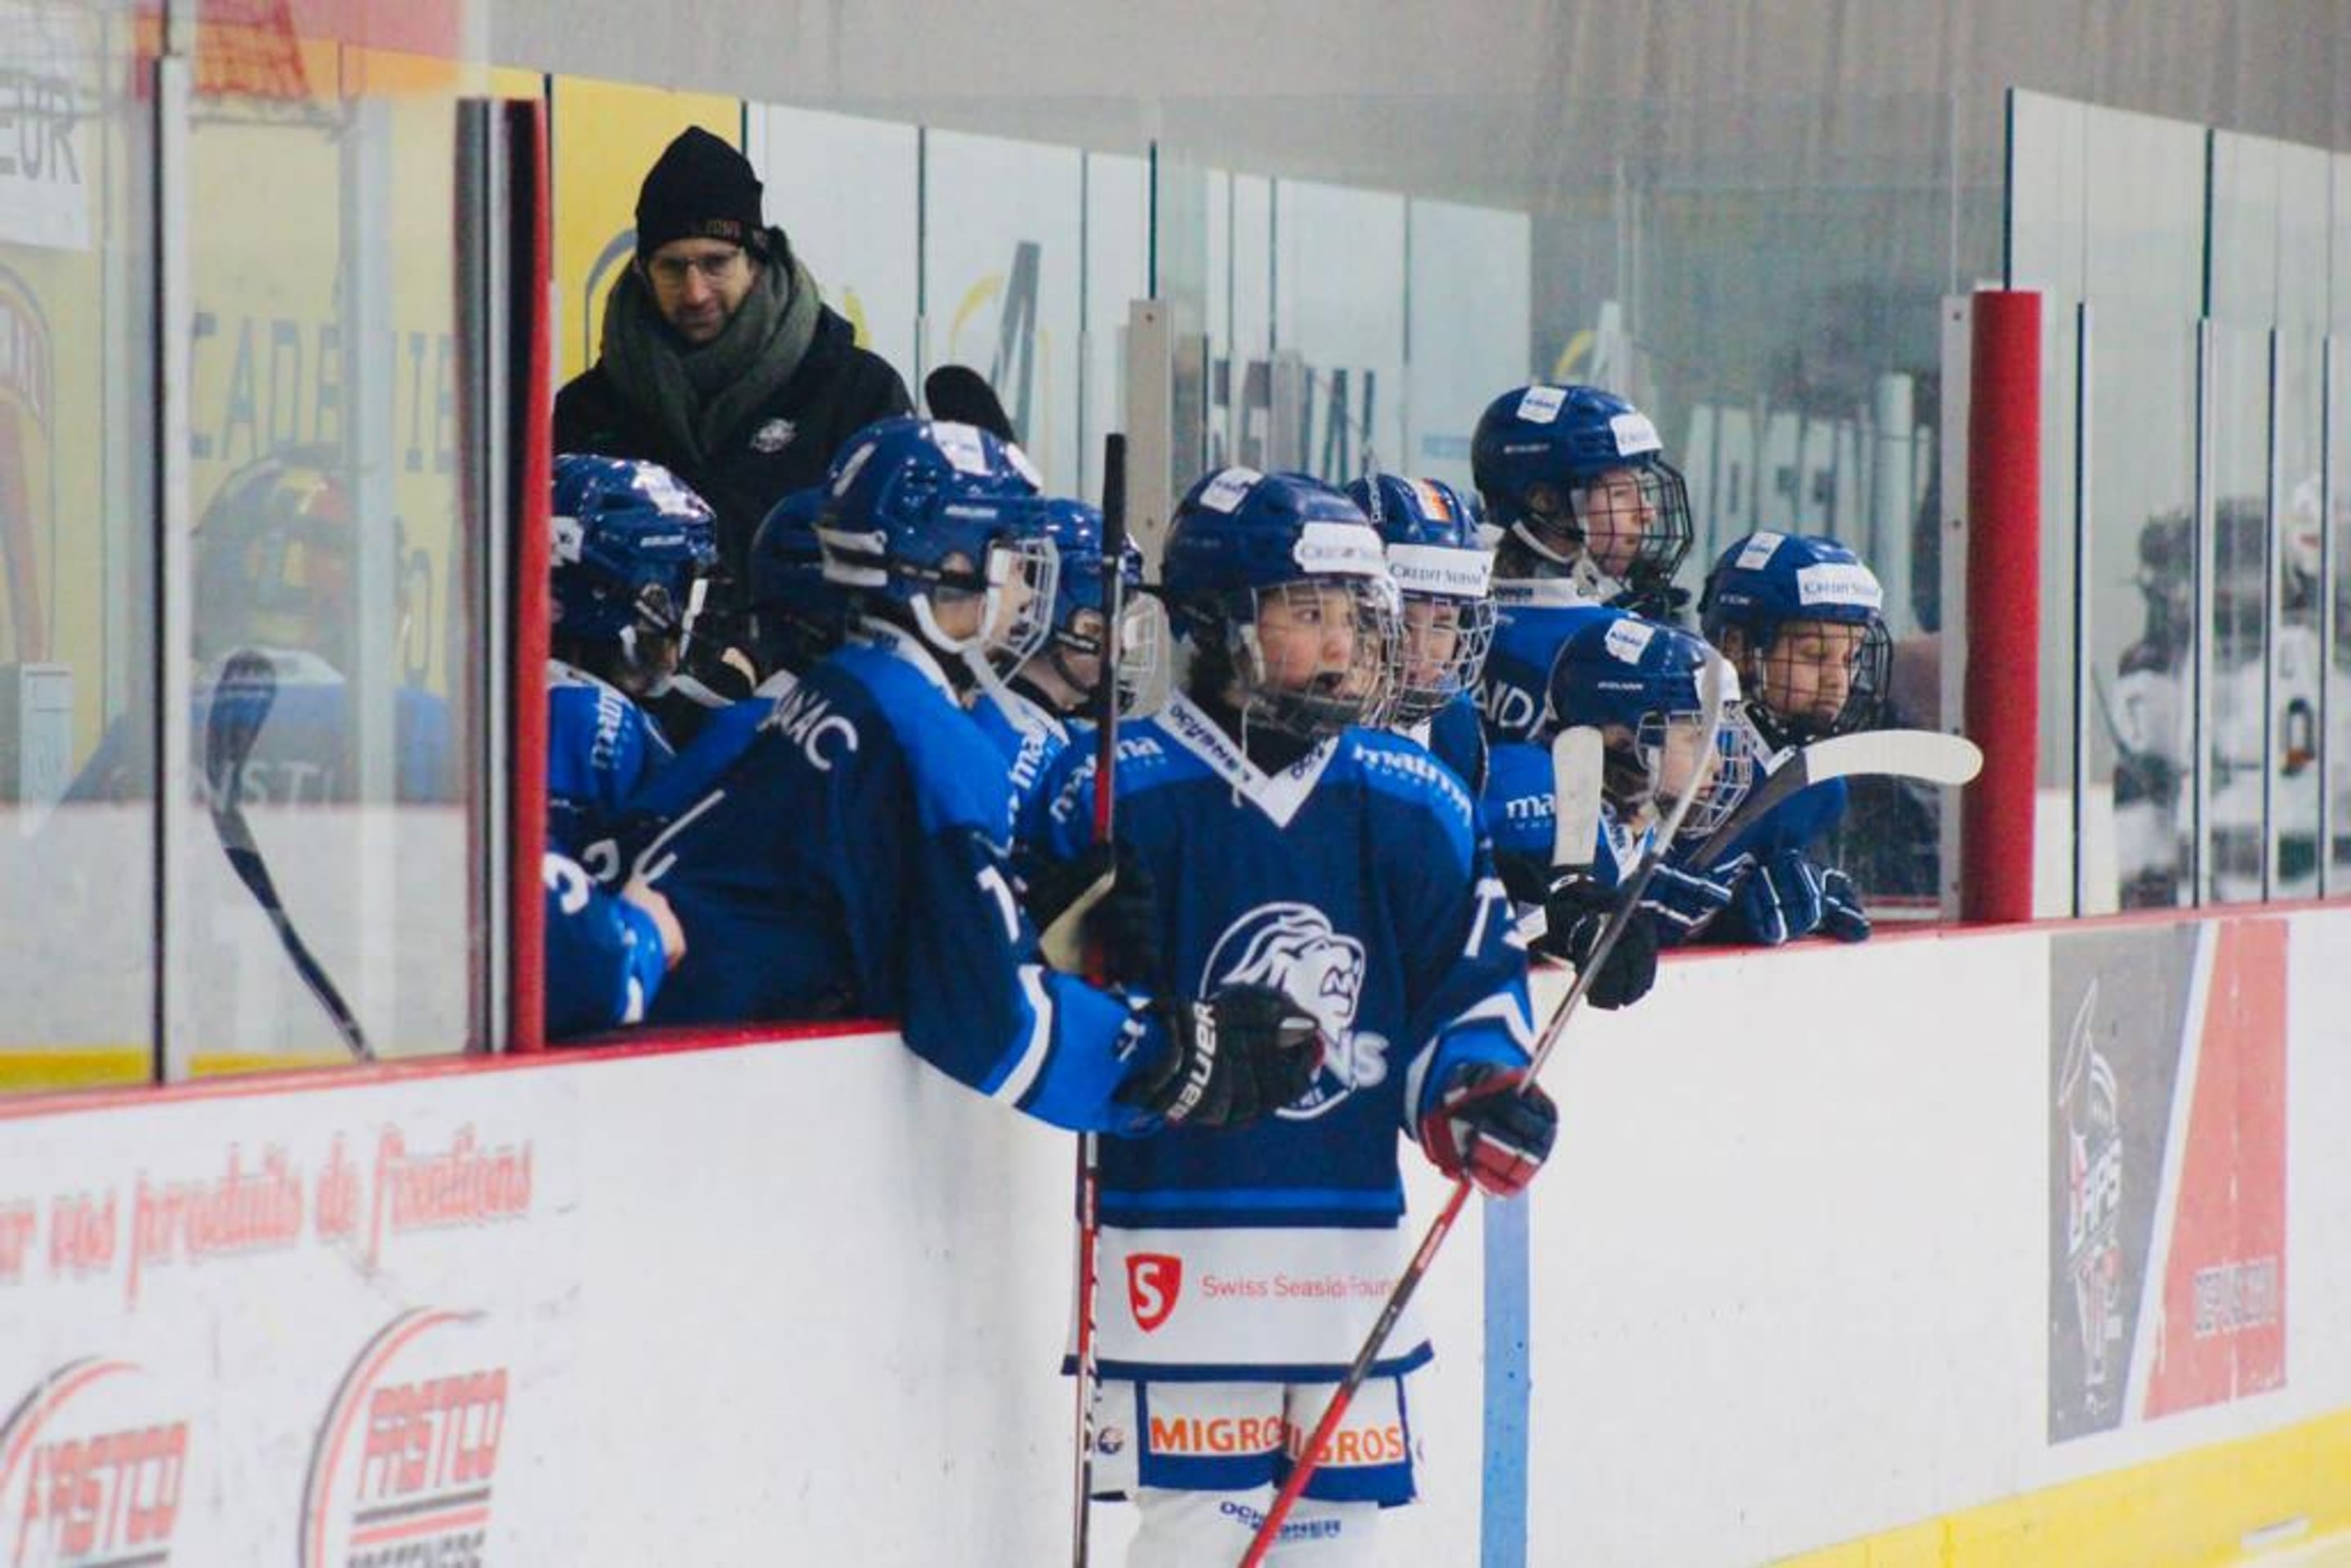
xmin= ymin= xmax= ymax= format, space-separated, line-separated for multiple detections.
xmin=1481 ymin=1191 xmax=1529 ymax=1566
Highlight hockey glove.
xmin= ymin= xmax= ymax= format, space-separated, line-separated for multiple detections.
xmin=1121 ymin=985 xmax=1325 ymax=1130
xmin=1640 ymin=858 xmax=1738 ymax=943
xmin=1535 ymin=875 xmax=1658 ymax=1010
xmin=1026 ymin=840 xmax=1165 ymax=988
xmin=1817 ymin=866 xmax=1872 ymax=942
xmin=1730 ymin=849 xmax=1827 ymax=946
xmin=1419 ymin=1062 xmax=1558 ymax=1198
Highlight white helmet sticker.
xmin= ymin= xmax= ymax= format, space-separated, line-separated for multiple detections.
xmin=1795 ymin=560 xmax=1885 ymax=610
xmin=1516 ymin=385 xmax=1567 ymax=425
xmin=1609 ymin=412 xmax=1662 ymax=457
xmin=1602 ymin=617 xmax=1657 ymax=665
xmin=1386 ymin=543 xmax=1493 ymax=599
xmin=933 ymin=421 xmax=992 ymax=476
xmin=1292 ymin=520 xmax=1388 ymax=578
xmin=1005 ymin=440 xmax=1042 ymax=488
xmin=830 ymin=439 xmax=875 ymax=497
xmin=1197 ymin=466 xmax=1264 ymax=514
xmin=1735 ymin=531 xmax=1787 ymax=570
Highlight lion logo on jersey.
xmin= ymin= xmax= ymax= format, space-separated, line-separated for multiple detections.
xmin=1203 ymin=902 xmax=1389 ymax=1120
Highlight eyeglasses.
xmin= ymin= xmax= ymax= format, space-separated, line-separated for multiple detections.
xmin=647 ymin=249 xmax=747 ymax=287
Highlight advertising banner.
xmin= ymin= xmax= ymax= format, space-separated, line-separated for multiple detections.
xmin=2046 ymin=915 xmax=2288 ymax=1441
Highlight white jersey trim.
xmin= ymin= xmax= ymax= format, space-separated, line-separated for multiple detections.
xmin=991 ymin=964 xmax=1057 ymax=1106
xmin=1157 ymin=693 xmax=1338 ymax=831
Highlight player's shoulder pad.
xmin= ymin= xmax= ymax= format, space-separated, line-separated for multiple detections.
xmin=813 ymin=646 xmax=1014 ymax=840
xmin=1041 ymin=720 xmax=1178 ymax=833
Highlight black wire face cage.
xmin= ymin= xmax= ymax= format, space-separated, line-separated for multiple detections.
xmin=1517 ymin=461 xmax=1694 ymax=592
xmin=1390 ymin=593 xmax=1496 ymax=727
xmin=1636 ymin=703 xmax=1754 ymax=840
xmin=1224 ymin=578 xmax=1403 ymax=741
xmin=1743 ymin=617 xmax=1893 ymax=751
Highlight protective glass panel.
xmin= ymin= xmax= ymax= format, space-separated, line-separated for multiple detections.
xmin=172 ymin=27 xmax=485 ymax=1075
xmin=2203 ymin=325 xmax=2272 ymax=905
xmin=924 ymin=129 xmax=1083 ymax=493
xmin=0 ymin=1 xmax=157 ymax=1093
xmin=747 ymin=102 xmax=920 ymax=416
xmin=2069 ymin=105 xmax=2206 ymax=913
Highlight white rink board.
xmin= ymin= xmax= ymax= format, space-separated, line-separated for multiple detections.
xmin=2 ymin=905 xmax=2347 ymax=1563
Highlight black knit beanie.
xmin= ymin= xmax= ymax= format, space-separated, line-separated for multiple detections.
xmin=635 ymin=127 xmax=768 ymax=261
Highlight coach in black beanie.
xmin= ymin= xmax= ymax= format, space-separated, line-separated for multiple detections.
xmin=554 ymin=124 xmax=911 ymax=731
xmin=633 ymin=126 xmax=772 ymax=265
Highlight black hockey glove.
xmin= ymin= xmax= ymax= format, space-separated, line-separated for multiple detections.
xmin=1026 ymin=840 xmax=1165 ymax=989
xmin=1419 ymin=1062 xmax=1558 ymax=1198
xmin=1817 ymin=866 xmax=1871 ymax=942
xmin=1536 ymin=875 xmax=1658 ymax=1011
xmin=1730 ymin=848 xmax=1826 ymax=946
xmin=1120 ymin=985 xmax=1325 ymax=1130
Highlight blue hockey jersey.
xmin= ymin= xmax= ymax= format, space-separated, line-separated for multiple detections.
xmin=636 ymin=623 xmax=1164 ymax=1134
xmin=1663 ymin=753 xmax=1850 ymax=944
xmin=1406 ymin=689 xmax=1489 ymax=798
xmin=969 ymin=680 xmax=1073 ymax=855
xmin=1481 ymin=739 xmax=1648 ymax=893
xmin=607 ymin=670 xmax=795 ymax=871
xmin=1040 ymin=693 xmax=1535 ymax=1380
xmin=1476 ymin=580 xmax=1610 ymax=744
xmin=543 ymin=849 xmax=670 ymax=1038
xmin=548 ymin=660 xmax=674 ymax=873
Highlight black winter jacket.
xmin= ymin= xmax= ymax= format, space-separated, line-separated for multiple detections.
xmin=553 ymin=302 xmax=911 ymax=601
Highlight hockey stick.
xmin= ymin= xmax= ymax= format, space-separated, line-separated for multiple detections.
xmin=1240 ymin=657 xmax=1733 ymax=1566
xmin=203 ymin=648 xmax=375 ymax=1061
xmin=1681 ymin=727 xmax=1984 ymax=872
xmin=1549 ymin=726 xmax=1605 ymax=873
xmin=1069 ymin=431 xmax=1127 ymax=1567
xmin=924 ymin=364 xmax=1019 ymax=445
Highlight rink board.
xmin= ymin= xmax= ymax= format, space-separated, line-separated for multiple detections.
xmin=0 ymin=902 xmax=2346 ymax=1563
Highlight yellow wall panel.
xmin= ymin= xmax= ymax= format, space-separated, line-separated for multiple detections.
xmin=547 ymin=78 xmax=741 ymax=384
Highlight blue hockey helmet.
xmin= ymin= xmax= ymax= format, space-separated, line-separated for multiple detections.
xmin=1699 ymin=531 xmax=1891 ymax=747
xmin=1547 ymin=608 xmax=1750 ymax=836
xmin=1470 ymin=383 xmax=1692 ymax=594
xmin=814 ymin=416 xmax=1055 ymax=669
xmin=1163 ymin=467 xmax=1401 ymax=738
xmin=550 ymin=452 xmax=718 ymax=647
xmin=1029 ymin=497 xmax=1161 ymax=712
xmin=1346 ymin=473 xmax=1495 ymax=725
xmin=746 ymin=484 xmax=843 ymax=677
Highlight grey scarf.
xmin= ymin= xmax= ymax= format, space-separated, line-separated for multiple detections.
xmin=599 ymin=236 xmax=822 ymax=467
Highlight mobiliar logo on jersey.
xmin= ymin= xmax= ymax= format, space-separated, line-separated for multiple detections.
xmin=0 ymin=1357 xmax=191 ymax=1566
xmin=302 ymin=1309 xmax=511 ymax=1568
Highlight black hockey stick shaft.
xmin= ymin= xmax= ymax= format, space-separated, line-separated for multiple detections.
xmin=1070 ymin=432 xmax=1127 ymax=1568
xmin=924 ymin=364 xmax=1018 ymax=444
xmin=205 ymin=648 xmax=374 ymax=1061
xmin=1242 ymin=657 xmax=1734 ymax=1564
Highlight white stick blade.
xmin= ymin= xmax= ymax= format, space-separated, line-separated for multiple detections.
xmin=1803 ymin=728 xmax=1984 ymax=788
xmin=1549 ymin=726 xmax=1604 ymax=870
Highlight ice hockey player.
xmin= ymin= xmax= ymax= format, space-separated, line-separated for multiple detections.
xmin=1676 ymin=529 xmax=1890 ymax=945
xmin=633 ymin=417 xmax=1324 ymax=1137
xmin=542 ymin=849 xmax=681 ymax=1039
xmin=968 ymin=496 xmax=1151 ymax=849
xmin=545 ymin=452 xmax=718 ymax=878
xmin=1035 ymin=466 xmax=1553 ymax=1564
xmin=1498 ymin=606 xmax=1748 ymax=1005
xmin=1345 ymin=472 xmax=1494 ymax=795
xmin=608 ymin=482 xmax=842 ymax=853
